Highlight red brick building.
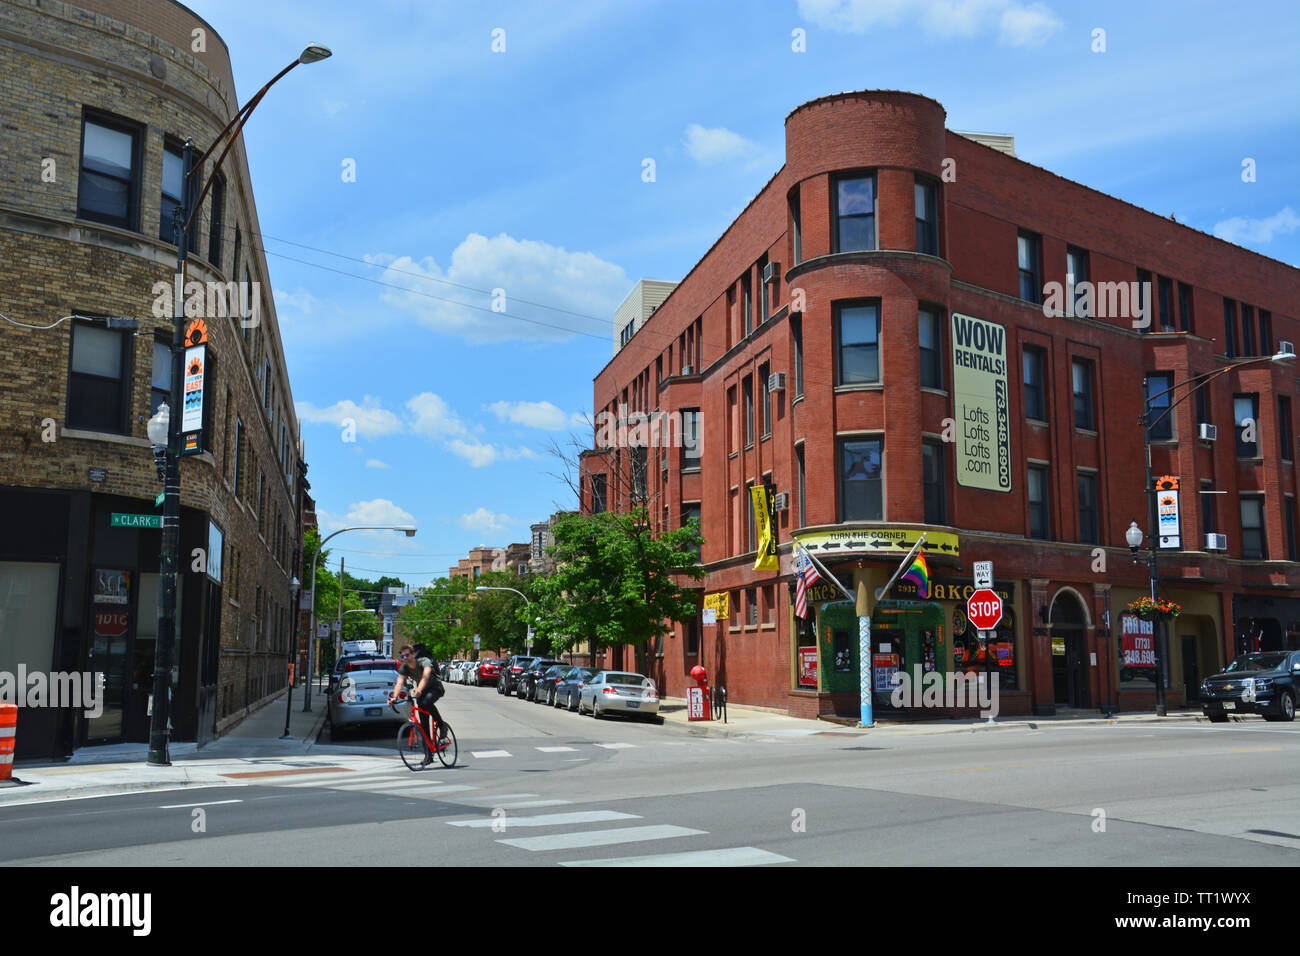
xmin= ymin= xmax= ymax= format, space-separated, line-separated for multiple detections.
xmin=581 ymin=90 xmax=1300 ymax=719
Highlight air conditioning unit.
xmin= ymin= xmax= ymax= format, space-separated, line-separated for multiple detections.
xmin=1198 ymin=423 xmax=1217 ymax=441
xmin=772 ymin=492 xmax=789 ymax=511
xmin=768 ymin=372 xmax=786 ymax=392
xmin=762 ymin=262 xmax=780 ymax=284
xmin=1280 ymin=340 xmax=1296 ymax=356
xmin=681 ymin=364 xmax=694 ymax=375
xmin=1205 ymin=533 xmax=1228 ymax=551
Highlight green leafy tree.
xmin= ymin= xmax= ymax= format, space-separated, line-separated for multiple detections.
xmin=398 ymin=576 xmax=474 ymax=660
xmin=533 ymin=508 xmax=703 ymax=674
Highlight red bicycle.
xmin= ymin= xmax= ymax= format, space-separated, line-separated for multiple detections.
xmin=389 ymin=691 xmax=457 ymax=769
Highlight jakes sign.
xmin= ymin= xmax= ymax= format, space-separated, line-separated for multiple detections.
xmin=890 ymin=578 xmax=1015 ymax=604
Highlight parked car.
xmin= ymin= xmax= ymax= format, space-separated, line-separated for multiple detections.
xmin=578 ymin=671 xmax=662 ymax=722
xmin=1201 ymin=651 xmax=1299 ymax=722
xmin=477 ymin=659 xmax=505 ymax=686
xmin=498 ymin=656 xmax=536 ymax=696
xmin=328 ymin=659 xmax=402 ymax=740
xmin=329 ymin=652 xmax=381 ymax=694
xmin=532 ymin=664 xmax=570 ymax=704
xmin=552 ymin=667 xmax=595 ymax=710
xmin=518 ymin=659 xmax=565 ymax=700
xmin=463 ymin=660 xmax=481 ymax=686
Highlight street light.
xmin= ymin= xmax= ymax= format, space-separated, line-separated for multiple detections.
xmin=149 ymin=44 xmax=332 ymax=767
xmin=476 ymin=585 xmax=534 ymax=653
xmin=305 ymin=526 xmax=416 ymax=711
xmin=1135 ymin=350 xmax=1295 ymax=718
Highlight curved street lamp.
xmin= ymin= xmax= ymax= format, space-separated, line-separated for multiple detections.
xmin=476 ymin=585 xmax=534 ymax=653
xmin=150 ymin=44 xmax=332 ymax=766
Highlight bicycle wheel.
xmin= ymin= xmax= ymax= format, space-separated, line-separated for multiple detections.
xmin=435 ymin=722 xmax=458 ymax=767
xmin=397 ymin=721 xmax=430 ymax=771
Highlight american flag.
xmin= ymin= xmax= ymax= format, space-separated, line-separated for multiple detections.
xmin=795 ymin=545 xmax=821 ymax=619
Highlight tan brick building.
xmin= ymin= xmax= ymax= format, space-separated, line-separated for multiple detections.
xmin=0 ymin=0 xmax=307 ymax=756
xmin=448 ymin=543 xmax=532 ymax=580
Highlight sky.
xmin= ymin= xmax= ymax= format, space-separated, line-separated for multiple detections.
xmin=183 ymin=0 xmax=1300 ymax=590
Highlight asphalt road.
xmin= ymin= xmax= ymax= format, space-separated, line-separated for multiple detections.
xmin=4 ymin=682 xmax=1299 ymax=867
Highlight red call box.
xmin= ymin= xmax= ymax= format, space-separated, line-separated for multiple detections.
xmin=966 ymin=588 xmax=1003 ymax=631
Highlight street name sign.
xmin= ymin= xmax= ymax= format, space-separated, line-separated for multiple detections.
xmin=110 ymin=513 xmax=162 ymax=529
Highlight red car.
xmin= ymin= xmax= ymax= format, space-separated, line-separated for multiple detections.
xmin=476 ymin=659 xmax=505 ymax=686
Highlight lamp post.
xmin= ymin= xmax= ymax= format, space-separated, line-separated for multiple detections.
xmin=475 ymin=585 xmax=533 ymax=653
xmin=305 ymin=525 xmax=416 ymax=711
xmin=148 ymin=44 xmax=332 ymax=767
xmin=280 ymin=576 xmax=300 ymax=739
xmin=1133 ymin=349 xmax=1295 ymax=718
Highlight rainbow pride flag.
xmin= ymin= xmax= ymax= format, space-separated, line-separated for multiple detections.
xmin=901 ymin=551 xmax=930 ymax=599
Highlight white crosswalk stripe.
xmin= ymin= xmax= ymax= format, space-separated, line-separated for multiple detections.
xmin=594 ymin=743 xmax=637 ymax=750
xmin=448 ymin=810 xmax=639 ymax=829
xmin=471 ymin=750 xmax=512 ymax=759
xmin=535 ymin=746 xmax=578 ymax=752
xmin=499 ymin=825 xmax=705 ymax=852
xmin=457 ymin=793 xmax=538 ymax=803
xmin=378 ymin=784 xmax=480 ymax=797
xmin=484 ymin=799 xmax=573 ymax=809
xmin=560 ymin=847 xmax=794 ymax=867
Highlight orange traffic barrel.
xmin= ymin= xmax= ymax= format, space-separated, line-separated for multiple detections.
xmin=0 ymin=704 xmax=16 ymax=781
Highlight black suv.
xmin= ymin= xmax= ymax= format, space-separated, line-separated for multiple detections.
xmin=1201 ymin=651 xmax=1299 ymax=722
xmin=498 ymin=655 xmax=536 ymax=696
xmin=518 ymin=659 xmax=565 ymax=700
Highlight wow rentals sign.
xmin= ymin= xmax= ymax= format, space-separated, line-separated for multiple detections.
xmin=951 ymin=312 xmax=1011 ymax=493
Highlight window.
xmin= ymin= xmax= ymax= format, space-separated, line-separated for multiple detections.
xmin=837 ymin=302 xmax=880 ymax=385
xmin=234 ymin=417 xmax=244 ymax=494
xmin=1072 ymin=358 xmax=1095 ymax=430
xmin=915 ymin=178 xmax=938 ymax=255
xmin=1146 ymin=374 xmax=1173 ymax=441
xmin=746 ymin=481 xmax=756 ymax=552
xmin=681 ymin=409 xmax=701 ymax=469
xmin=1178 ymin=281 xmax=1193 ymax=332
xmin=1028 ymin=464 xmax=1050 ymax=540
xmin=263 ymin=359 xmax=272 ymax=410
xmin=1235 ymin=394 xmax=1259 ymax=458
xmin=1242 ymin=304 xmax=1256 ymax=356
xmin=1155 ymin=276 xmax=1173 ymax=331
xmin=792 ymin=316 xmax=804 ymax=398
xmin=758 ymin=254 xmax=770 ymax=324
xmin=620 ymin=321 xmax=634 ymax=347
xmin=1224 ymin=299 xmax=1238 ymax=357
xmin=918 ymin=306 xmax=942 ymax=389
xmin=1023 ymin=346 xmax=1046 ymax=421
xmin=243 ymin=265 xmax=254 ymax=342
xmin=747 ymin=588 xmax=758 ymax=626
xmin=233 ymin=227 xmax=242 ymax=281
xmin=207 ymin=172 xmax=225 ymax=268
xmin=727 ymin=385 xmax=737 ymax=455
xmin=835 ymin=173 xmax=876 ymax=252
xmin=161 ymin=142 xmax=193 ymax=245
xmin=1077 ymin=471 xmax=1099 ymax=544
xmin=1136 ymin=269 xmax=1152 ymax=330
xmin=1066 ymin=246 xmax=1090 ymax=317
xmin=1201 ymin=480 xmax=1216 ymax=535
xmin=1241 ymin=496 xmax=1266 ymax=560
xmin=151 ymin=338 xmax=172 ymax=416
xmin=1260 ymin=310 xmax=1273 ymax=355
xmin=1288 ymin=496 xmax=1298 ymax=562
xmin=1017 ymin=231 xmax=1041 ymax=303
xmin=743 ymin=377 xmax=754 ymax=446
xmin=1280 ymin=396 xmax=1293 ymax=461
xmin=742 ymin=273 xmax=752 ymax=336
xmin=589 ymin=473 xmax=607 ymax=513
xmin=631 ymin=446 xmax=647 ymax=500
xmin=790 ymin=189 xmax=802 ymax=265
xmin=922 ymin=441 xmax=946 ymax=525
xmin=839 ymin=438 xmax=883 ymax=522
xmin=759 ymin=362 xmax=771 ymax=437
xmin=796 ymin=443 xmax=806 ymax=528
xmin=68 ymin=322 xmax=130 ymax=433
xmin=78 ymin=114 xmax=140 ymax=230
xmin=682 ymin=503 xmax=701 ymax=552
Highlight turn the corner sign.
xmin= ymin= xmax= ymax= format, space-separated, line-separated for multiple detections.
xmin=797 ymin=528 xmax=959 ymax=559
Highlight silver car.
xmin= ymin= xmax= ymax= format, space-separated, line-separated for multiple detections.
xmin=328 ymin=659 xmax=403 ymax=739
xmin=578 ymin=671 xmax=662 ymax=722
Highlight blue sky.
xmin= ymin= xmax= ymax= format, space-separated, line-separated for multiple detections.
xmin=185 ymin=0 xmax=1300 ymax=588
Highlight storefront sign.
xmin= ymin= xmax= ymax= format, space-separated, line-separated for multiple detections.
xmin=798 ymin=647 xmax=818 ymax=687
xmin=872 ymin=653 xmax=898 ymax=693
xmin=92 ymin=569 xmax=130 ymax=604
xmin=1051 ymin=637 xmax=1066 ymax=656
xmin=751 ymin=484 xmax=778 ymax=571
xmin=703 ymin=591 xmax=730 ymax=618
xmin=890 ymin=578 xmax=1014 ymax=604
xmin=110 ymin=513 xmax=162 ymax=529
xmin=181 ymin=342 xmax=206 ymax=456
xmin=797 ymin=527 xmax=959 ymax=559
xmin=1121 ymin=613 xmax=1156 ymax=666
xmin=1156 ymin=475 xmax=1180 ymax=549
xmin=951 ymin=311 xmax=1012 ymax=493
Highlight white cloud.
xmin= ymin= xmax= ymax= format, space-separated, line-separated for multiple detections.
xmin=447 ymin=439 xmax=537 ymax=468
xmin=683 ymin=124 xmax=762 ymax=165
xmin=458 ymin=507 xmax=517 ymax=535
xmin=407 ymin=392 xmax=467 ymax=438
xmin=376 ymin=233 xmax=628 ymax=343
xmin=796 ymin=0 xmax=1062 ymax=46
xmin=296 ymin=396 xmax=404 ymax=439
xmin=365 ymin=458 xmax=390 ymax=469
xmin=317 ymin=498 xmax=417 ymax=535
xmin=488 ymin=400 xmax=576 ymax=431
xmin=1212 ymin=207 xmax=1300 ymax=246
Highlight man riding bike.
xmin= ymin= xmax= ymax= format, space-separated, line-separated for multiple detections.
xmin=388 ymin=643 xmax=447 ymax=764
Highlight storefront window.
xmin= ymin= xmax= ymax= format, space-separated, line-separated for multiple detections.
xmin=0 ymin=562 xmax=60 ymax=679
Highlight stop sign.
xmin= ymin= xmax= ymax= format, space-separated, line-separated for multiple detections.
xmin=967 ymin=589 xmax=1003 ymax=630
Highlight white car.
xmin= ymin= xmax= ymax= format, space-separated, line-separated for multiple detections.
xmin=578 ymin=671 xmax=662 ymax=722
xmin=464 ymin=660 xmax=479 ymax=686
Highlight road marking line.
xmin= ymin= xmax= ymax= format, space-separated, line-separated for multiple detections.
xmin=157 ymin=799 xmax=244 ymax=809
xmin=560 ymin=847 xmax=794 ymax=867
xmin=595 ymin=743 xmax=637 ymax=749
xmin=500 ymin=824 xmax=704 ymax=851
xmin=279 ymin=772 xmax=407 ymax=787
xmin=945 ymin=764 xmax=1029 ymax=773
xmin=488 ymin=799 xmax=573 ymax=809
xmin=336 ymin=778 xmax=464 ymax=791
xmin=379 ymin=785 xmax=479 ymax=797
xmin=535 ymin=746 xmax=578 ymax=752
xmin=447 ymin=810 xmax=639 ymax=829
xmin=221 ymin=766 xmax=348 ymax=779
xmin=458 ymin=794 xmax=539 ymax=803
xmin=471 ymin=750 xmax=512 ymax=759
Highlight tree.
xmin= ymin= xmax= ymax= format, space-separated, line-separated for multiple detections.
xmin=533 ymin=508 xmax=703 ymax=674
xmin=398 ymin=576 xmax=474 ymax=661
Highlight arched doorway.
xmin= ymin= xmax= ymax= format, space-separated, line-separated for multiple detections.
xmin=1049 ymin=590 xmax=1090 ymax=708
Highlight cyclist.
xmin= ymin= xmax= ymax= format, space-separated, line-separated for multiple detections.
xmin=389 ymin=643 xmax=446 ymax=763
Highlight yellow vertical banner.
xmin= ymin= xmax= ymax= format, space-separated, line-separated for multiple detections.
xmin=751 ymin=485 xmax=778 ymax=571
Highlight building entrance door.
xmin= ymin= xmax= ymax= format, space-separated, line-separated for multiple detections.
xmin=1049 ymin=591 xmax=1090 ymax=709
xmin=86 ymin=568 xmax=133 ymax=743
xmin=1181 ymin=634 xmax=1200 ymax=704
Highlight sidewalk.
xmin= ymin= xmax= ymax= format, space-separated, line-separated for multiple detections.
xmin=0 ymin=680 xmax=331 ymax=807
xmin=658 ymin=696 xmax=1208 ymax=738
